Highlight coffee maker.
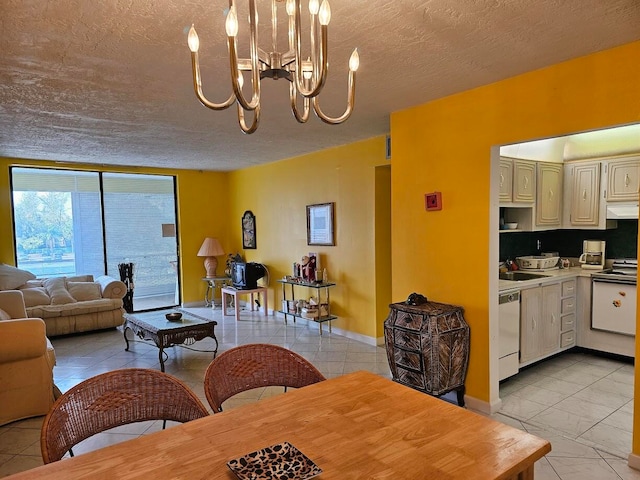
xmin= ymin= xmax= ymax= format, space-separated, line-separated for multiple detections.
xmin=579 ymin=240 xmax=606 ymax=270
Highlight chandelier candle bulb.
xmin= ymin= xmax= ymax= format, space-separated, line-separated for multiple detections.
xmin=226 ymin=7 xmax=239 ymax=37
xmin=318 ymin=1 xmax=331 ymax=25
xmin=349 ymin=49 xmax=359 ymax=72
xmin=187 ymin=25 xmax=199 ymax=52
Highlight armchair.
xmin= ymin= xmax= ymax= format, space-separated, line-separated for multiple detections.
xmin=0 ymin=290 xmax=56 ymax=426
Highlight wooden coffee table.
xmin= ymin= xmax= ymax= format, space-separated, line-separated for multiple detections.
xmin=123 ymin=311 xmax=218 ymax=372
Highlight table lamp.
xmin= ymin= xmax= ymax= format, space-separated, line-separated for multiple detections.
xmin=197 ymin=237 xmax=225 ymax=278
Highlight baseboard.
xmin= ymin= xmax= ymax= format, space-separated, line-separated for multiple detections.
xmin=628 ymin=453 xmax=640 ymax=471
xmin=329 ymin=326 xmax=378 ymax=346
xmin=464 ymin=395 xmax=501 ymax=415
xmin=271 ymin=311 xmax=379 ymax=346
xmin=182 ymin=300 xmax=207 ymax=308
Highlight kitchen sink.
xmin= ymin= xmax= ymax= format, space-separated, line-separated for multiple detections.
xmin=499 ymin=271 xmax=550 ymax=281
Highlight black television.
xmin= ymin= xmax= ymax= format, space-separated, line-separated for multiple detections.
xmin=231 ymin=262 xmax=266 ymax=290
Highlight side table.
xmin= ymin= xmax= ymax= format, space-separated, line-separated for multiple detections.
xmin=221 ymin=286 xmax=268 ymax=322
xmin=202 ymin=276 xmax=232 ymax=308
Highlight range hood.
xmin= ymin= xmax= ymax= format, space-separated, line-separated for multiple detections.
xmin=606 ymin=203 xmax=639 ymax=220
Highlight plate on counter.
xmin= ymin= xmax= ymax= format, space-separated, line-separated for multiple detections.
xmin=227 ymin=442 xmax=322 ymax=480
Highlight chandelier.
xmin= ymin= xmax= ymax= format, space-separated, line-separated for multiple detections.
xmin=187 ymin=0 xmax=359 ymax=134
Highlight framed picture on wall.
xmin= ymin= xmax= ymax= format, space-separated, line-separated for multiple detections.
xmin=242 ymin=210 xmax=256 ymax=249
xmin=306 ymin=202 xmax=335 ymax=246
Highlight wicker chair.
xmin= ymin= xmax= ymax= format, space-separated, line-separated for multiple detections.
xmin=204 ymin=343 xmax=326 ymax=412
xmin=40 ymin=368 xmax=209 ymax=464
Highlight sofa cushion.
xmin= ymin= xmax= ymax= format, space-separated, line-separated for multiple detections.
xmin=67 ymin=282 xmax=101 ymax=302
xmin=27 ymin=298 xmax=122 ymax=318
xmin=66 ymin=275 xmax=94 ymax=283
xmin=0 ymin=308 xmax=10 ymax=321
xmin=43 ymin=277 xmax=76 ymax=305
xmin=0 ymin=264 xmax=36 ymax=290
xmin=19 ymin=287 xmax=51 ymax=308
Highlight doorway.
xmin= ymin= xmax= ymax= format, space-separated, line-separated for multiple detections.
xmin=492 ymin=123 xmax=639 ymax=457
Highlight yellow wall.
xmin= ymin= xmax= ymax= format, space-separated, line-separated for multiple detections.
xmin=0 ymin=158 xmax=229 ymax=305
xmin=391 ymin=40 xmax=640 ymax=449
xmin=374 ymin=165 xmax=392 ymax=338
xmin=227 ymin=136 xmax=389 ymax=339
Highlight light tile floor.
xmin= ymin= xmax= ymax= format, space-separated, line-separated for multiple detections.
xmin=1 ymin=306 xmax=638 ymax=479
xmin=497 ymin=351 xmax=639 ymax=480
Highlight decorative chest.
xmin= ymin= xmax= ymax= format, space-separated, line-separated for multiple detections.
xmin=384 ymin=299 xmax=470 ymax=406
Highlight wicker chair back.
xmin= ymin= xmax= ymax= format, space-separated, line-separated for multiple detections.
xmin=40 ymin=368 xmax=209 ymax=463
xmin=204 ymin=343 xmax=326 ymax=412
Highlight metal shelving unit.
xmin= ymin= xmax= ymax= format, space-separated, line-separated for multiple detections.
xmin=277 ymin=279 xmax=336 ymax=335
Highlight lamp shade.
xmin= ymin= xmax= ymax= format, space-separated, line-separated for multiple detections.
xmin=197 ymin=238 xmax=225 ymax=257
xmin=197 ymin=238 xmax=225 ymax=278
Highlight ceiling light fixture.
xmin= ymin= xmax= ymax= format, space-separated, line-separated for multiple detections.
xmin=188 ymin=0 xmax=359 ymax=134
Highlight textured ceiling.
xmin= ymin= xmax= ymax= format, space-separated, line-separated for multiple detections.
xmin=1 ymin=0 xmax=639 ymax=171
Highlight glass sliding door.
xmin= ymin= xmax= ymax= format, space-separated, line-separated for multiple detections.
xmin=11 ymin=167 xmax=180 ymax=312
xmin=102 ymin=173 xmax=179 ymax=311
xmin=11 ymin=168 xmax=104 ymax=277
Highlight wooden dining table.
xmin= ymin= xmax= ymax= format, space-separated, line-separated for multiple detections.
xmin=9 ymin=371 xmax=550 ymax=479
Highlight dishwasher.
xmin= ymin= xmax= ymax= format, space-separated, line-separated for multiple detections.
xmin=499 ymin=290 xmax=520 ymax=381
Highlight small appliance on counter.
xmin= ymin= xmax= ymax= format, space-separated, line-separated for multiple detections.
xmin=579 ymin=240 xmax=606 ymax=270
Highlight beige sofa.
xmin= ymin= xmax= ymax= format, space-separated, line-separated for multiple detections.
xmin=0 ymin=290 xmax=56 ymax=426
xmin=0 ymin=264 xmax=127 ymax=337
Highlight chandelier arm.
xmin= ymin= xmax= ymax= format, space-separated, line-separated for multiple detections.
xmin=190 ymin=52 xmax=235 ymax=110
xmin=311 ymin=25 xmax=329 ymax=96
xmin=289 ymin=79 xmax=310 ymax=123
xmin=312 ymin=70 xmax=356 ymax=124
xmin=237 ymin=103 xmax=260 ymax=134
xmin=292 ymin=1 xmax=328 ymax=98
xmin=227 ymin=0 xmax=261 ymax=111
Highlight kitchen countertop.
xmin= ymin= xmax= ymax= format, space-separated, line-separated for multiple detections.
xmin=499 ymin=266 xmax=594 ymax=292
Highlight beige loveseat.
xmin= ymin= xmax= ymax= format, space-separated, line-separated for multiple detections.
xmin=0 ymin=264 xmax=127 ymax=337
xmin=0 ymin=290 xmax=56 ymax=426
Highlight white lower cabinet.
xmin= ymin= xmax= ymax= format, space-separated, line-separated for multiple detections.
xmin=559 ymin=279 xmax=576 ymax=349
xmin=520 ymin=279 xmax=576 ymax=366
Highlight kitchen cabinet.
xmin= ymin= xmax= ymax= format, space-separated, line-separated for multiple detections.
xmin=559 ymin=279 xmax=576 ymax=349
xmin=499 ymin=158 xmax=535 ymax=204
xmin=499 ymin=158 xmax=514 ymax=202
xmin=512 ymin=159 xmax=536 ymax=203
xmin=562 ymin=159 xmax=618 ymax=230
xmin=565 ymin=161 xmax=601 ymax=227
xmin=500 ymin=158 xmax=563 ymax=231
xmin=606 ymin=157 xmax=640 ymax=202
xmin=519 ymin=282 xmax=561 ymax=365
xmin=535 ymin=162 xmax=562 ymax=227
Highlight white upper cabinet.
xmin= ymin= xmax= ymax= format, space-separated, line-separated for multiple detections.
xmin=565 ymin=161 xmax=601 ymax=227
xmin=535 ymin=162 xmax=562 ymax=227
xmin=606 ymin=156 xmax=640 ymax=202
xmin=512 ymin=160 xmax=536 ymax=203
xmin=500 ymin=158 xmax=536 ymax=204
xmin=499 ymin=158 xmax=514 ymax=203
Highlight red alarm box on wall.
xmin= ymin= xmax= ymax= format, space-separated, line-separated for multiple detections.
xmin=425 ymin=192 xmax=442 ymax=211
